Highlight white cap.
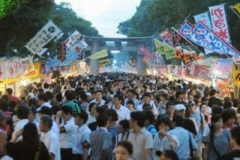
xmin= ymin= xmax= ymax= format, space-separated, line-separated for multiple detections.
xmin=160 ymin=89 xmax=168 ymax=94
xmin=86 ymin=92 xmax=91 ymax=96
xmin=174 ymin=104 xmax=186 ymax=111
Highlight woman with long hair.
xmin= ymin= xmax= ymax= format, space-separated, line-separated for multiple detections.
xmin=203 ymin=114 xmax=231 ymax=160
xmin=6 ymin=123 xmax=50 ymax=160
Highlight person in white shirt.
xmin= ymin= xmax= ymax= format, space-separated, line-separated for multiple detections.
xmin=87 ymin=90 xmax=105 ymax=112
xmin=38 ymin=106 xmax=60 ymax=138
xmin=136 ymin=93 xmax=158 ymax=115
xmin=40 ymin=115 xmax=61 ymax=160
xmin=60 ymin=106 xmax=77 ymax=160
xmin=11 ymin=107 xmax=29 ymax=141
xmin=127 ymin=111 xmax=153 ymax=160
xmin=124 ymin=89 xmax=139 ymax=108
xmin=72 ymin=111 xmax=91 ymax=160
xmin=37 ymin=93 xmax=52 ymax=112
xmin=111 ymin=95 xmax=130 ymax=122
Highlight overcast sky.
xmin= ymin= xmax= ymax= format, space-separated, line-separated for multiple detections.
xmin=55 ymin=0 xmax=141 ymax=37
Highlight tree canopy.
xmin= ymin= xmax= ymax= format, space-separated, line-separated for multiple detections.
xmin=51 ymin=2 xmax=99 ymax=36
xmin=0 ymin=1 xmax=99 ymax=57
xmin=0 ymin=0 xmax=29 ymax=20
xmin=117 ymin=0 xmax=156 ymax=37
xmin=118 ymin=0 xmax=240 ymax=51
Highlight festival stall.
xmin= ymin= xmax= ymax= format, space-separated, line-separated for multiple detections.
xmin=211 ymin=59 xmax=233 ymax=98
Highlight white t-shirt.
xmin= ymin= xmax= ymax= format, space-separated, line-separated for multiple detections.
xmin=52 ymin=121 xmax=60 ymax=139
xmin=60 ymin=117 xmax=77 ymax=148
xmin=127 ymin=128 xmax=153 ymax=160
xmin=40 ymin=130 xmax=61 ymax=160
xmin=110 ymin=105 xmax=131 ymax=122
xmin=136 ymin=102 xmax=158 ymax=115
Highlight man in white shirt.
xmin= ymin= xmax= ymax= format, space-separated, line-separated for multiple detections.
xmin=60 ymin=106 xmax=77 ymax=160
xmin=89 ymin=90 xmax=105 ymax=106
xmin=38 ymin=106 xmax=60 ymax=138
xmin=86 ymin=90 xmax=105 ymax=113
xmin=11 ymin=106 xmax=29 ymax=141
xmin=127 ymin=111 xmax=153 ymax=160
xmin=40 ymin=115 xmax=61 ymax=160
xmin=37 ymin=93 xmax=52 ymax=112
xmin=72 ymin=111 xmax=91 ymax=160
xmin=136 ymin=93 xmax=158 ymax=115
xmin=111 ymin=95 xmax=130 ymax=122
xmin=124 ymin=89 xmax=139 ymax=107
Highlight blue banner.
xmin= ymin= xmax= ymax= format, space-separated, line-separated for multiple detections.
xmin=178 ymin=21 xmax=211 ymax=51
xmin=193 ymin=11 xmax=212 ymax=29
xmin=192 ymin=21 xmax=239 ymax=57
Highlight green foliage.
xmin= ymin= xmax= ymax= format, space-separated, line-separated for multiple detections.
xmin=118 ymin=0 xmax=156 ymax=37
xmin=118 ymin=0 xmax=240 ymax=52
xmin=0 ymin=1 xmax=99 ymax=57
xmin=51 ymin=3 xmax=99 ymax=36
xmin=0 ymin=0 xmax=54 ymax=57
xmin=0 ymin=0 xmax=29 ymax=19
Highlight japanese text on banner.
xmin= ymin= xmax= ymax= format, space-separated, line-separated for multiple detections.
xmin=193 ymin=66 xmax=211 ymax=81
xmin=25 ymin=21 xmax=61 ymax=55
xmin=209 ymin=4 xmax=230 ymax=43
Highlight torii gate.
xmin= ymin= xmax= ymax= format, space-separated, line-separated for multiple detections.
xmin=84 ymin=36 xmax=154 ymax=75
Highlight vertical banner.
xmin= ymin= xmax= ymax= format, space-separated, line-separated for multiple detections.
xmin=209 ymin=4 xmax=231 ymax=43
xmin=192 ymin=21 xmax=239 ymax=57
xmin=193 ymin=11 xmax=212 ymax=29
xmin=65 ymin=30 xmax=82 ymax=49
xmin=159 ymin=29 xmax=173 ymax=46
xmin=25 ymin=20 xmax=61 ymax=55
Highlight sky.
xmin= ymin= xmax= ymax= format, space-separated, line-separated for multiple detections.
xmin=55 ymin=0 xmax=141 ymax=37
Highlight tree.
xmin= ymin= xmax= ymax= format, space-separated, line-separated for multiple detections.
xmin=51 ymin=3 xmax=99 ymax=36
xmin=0 ymin=0 xmax=54 ymax=57
xmin=0 ymin=0 xmax=29 ymax=20
xmin=117 ymin=0 xmax=156 ymax=37
xmin=0 ymin=1 xmax=100 ymax=57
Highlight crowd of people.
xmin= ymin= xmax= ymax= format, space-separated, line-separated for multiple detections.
xmin=0 ymin=73 xmax=239 ymax=160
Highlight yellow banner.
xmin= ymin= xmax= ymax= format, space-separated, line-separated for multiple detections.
xmin=154 ymin=39 xmax=165 ymax=55
xmin=233 ymin=3 xmax=240 ymax=15
xmin=99 ymin=58 xmax=110 ymax=66
xmin=88 ymin=49 xmax=108 ymax=60
xmin=233 ymin=65 xmax=240 ymax=85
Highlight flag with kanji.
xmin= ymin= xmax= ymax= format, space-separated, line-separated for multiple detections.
xmin=159 ymin=29 xmax=173 ymax=46
xmin=171 ymin=27 xmax=204 ymax=53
